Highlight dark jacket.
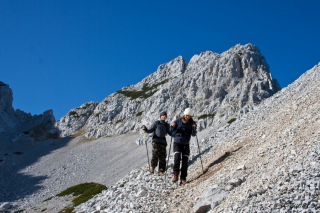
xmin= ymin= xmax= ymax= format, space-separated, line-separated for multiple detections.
xmin=144 ymin=120 xmax=172 ymax=144
xmin=170 ymin=118 xmax=196 ymax=144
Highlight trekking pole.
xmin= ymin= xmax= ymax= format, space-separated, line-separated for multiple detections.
xmin=165 ymin=136 xmax=173 ymax=184
xmin=144 ymin=132 xmax=150 ymax=171
xmin=196 ymin=135 xmax=204 ymax=174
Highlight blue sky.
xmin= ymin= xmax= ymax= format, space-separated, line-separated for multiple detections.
xmin=1 ymin=0 xmax=319 ymax=120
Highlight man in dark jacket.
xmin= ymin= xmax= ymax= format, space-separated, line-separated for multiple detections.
xmin=170 ymin=108 xmax=197 ymax=184
xmin=142 ymin=112 xmax=172 ymax=175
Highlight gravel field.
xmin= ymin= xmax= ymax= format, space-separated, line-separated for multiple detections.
xmin=0 ymin=132 xmax=150 ymax=211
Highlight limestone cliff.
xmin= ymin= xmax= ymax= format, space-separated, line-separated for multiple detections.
xmin=55 ymin=43 xmax=281 ymax=138
xmin=0 ymin=81 xmax=55 ymax=140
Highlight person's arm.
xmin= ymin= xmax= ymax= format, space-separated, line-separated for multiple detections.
xmin=142 ymin=121 xmax=157 ymax=133
xmin=166 ymin=123 xmax=173 ymax=136
xmin=191 ymin=122 xmax=197 ymax=136
xmin=170 ymin=120 xmax=178 ymax=136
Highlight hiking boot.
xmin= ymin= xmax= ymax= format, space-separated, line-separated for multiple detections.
xmin=150 ymin=167 xmax=155 ymax=173
xmin=172 ymin=173 xmax=179 ymax=182
xmin=158 ymin=172 xmax=164 ymax=176
xmin=181 ymin=179 xmax=187 ymax=185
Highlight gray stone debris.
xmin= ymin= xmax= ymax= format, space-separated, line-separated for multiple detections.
xmin=74 ymin=63 xmax=319 ymax=212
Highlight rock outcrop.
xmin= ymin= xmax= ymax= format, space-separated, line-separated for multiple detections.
xmin=0 ymin=81 xmax=55 ymax=140
xmin=56 ymin=43 xmax=281 ymax=138
xmin=54 ymin=102 xmax=98 ymax=137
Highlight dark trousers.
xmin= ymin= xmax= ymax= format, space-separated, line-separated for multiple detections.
xmin=173 ymin=142 xmax=190 ymax=180
xmin=151 ymin=142 xmax=167 ymax=172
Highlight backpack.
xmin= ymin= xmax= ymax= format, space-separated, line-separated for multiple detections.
xmin=154 ymin=120 xmax=167 ymax=138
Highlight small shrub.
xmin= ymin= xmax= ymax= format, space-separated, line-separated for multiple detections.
xmin=227 ymin=118 xmax=236 ymax=124
xmin=198 ymin=113 xmax=215 ymax=120
xmin=136 ymin=111 xmax=143 ymax=117
xmin=82 ymin=103 xmax=92 ymax=109
xmin=14 ymin=210 xmax=25 ymax=213
xmin=116 ymin=79 xmax=169 ymax=99
xmin=116 ymin=119 xmax=124 ymax=124
xmin=43 ymin=196 xmax=53 ymax=202
xmin=68 ymin=111 xmax=78 ymax=116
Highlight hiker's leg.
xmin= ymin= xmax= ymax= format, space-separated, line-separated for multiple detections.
xmin=158 ymin=143 xmax=167 ymax=173
xmin=180 ymin=144 xmax=190 ymax=180
xmin=173 ymin=142 xmax=182 ymax=174
xmin=151 ymin=142 xmax=159 ymax=169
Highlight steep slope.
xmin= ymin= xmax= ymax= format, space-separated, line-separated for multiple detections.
xmin=74 ymin=63 xmax=319 ymax=212
xmin=55 ymin=43 xmax=280 ymax=138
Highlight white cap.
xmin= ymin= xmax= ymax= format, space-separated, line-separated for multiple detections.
xmin=183 ymin=108 xmax=193 ymax=116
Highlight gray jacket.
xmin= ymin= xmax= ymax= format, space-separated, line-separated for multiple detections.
xmin=144 ymin=120 xmax=172 ymax=144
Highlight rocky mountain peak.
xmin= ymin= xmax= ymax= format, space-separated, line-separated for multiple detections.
xmin=137 ymin=56 xmax=188 ymax=89
xmin=0 ymin=81 xmax=14 ymax=114
xmin=55 ymin=43 xmax=281 ymax=139
xmin=0 ymin=82 xmax=55 ymax=138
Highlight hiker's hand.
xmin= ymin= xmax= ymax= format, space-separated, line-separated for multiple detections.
xmin=171 ymin=122 xmax=176 ymax=127
xmin=193 ymin=124 xmax=197 ymax=129
xmin=142 ymin=125 xmax=146 ymax=130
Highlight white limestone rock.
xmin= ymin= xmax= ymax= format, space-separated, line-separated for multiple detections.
xmin=56 ymin=44 xmax=281 ymax=138
xmin=54 ymin=101 xmax=98 ymax=137
xmin=194 ymin=185 xmax=229 ymax=213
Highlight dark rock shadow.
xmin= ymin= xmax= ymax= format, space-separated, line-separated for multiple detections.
xmin=0 ymin=125 xmax=72 ymax=203
xmin=188 ymin=146 xmax=242 ymax=182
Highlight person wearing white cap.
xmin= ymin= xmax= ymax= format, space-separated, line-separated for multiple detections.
xmin=170 ymin=108 xmax=197 ymax=184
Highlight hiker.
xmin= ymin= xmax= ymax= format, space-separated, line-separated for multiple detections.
xmin=142 ymin=112 xmax=172 ymax=175
xmin=170 ymin=108 xmax=197 ymax=184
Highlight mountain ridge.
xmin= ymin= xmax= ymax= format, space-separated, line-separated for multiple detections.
xmin=55 ymin=43 xmax=281 ymax=139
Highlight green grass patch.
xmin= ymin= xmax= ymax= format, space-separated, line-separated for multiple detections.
xmin=136 ymin=111 xmax=143 ymax=117
xmin=76 ymin=103 xmax=92 ymax=110
xmin=116 ymin=79 xmax=169 ymax=99
xmin=43 ymin=196 xmax=53 ymax=202
xmin=68 ymin=111 xmax=80 ymax=119
xmin=227 ymin=118 xmax=236 ymax=124
xmin=82 ymin=103 xmax=92 ymax=109
xmin=68 ymin=111 xmax=78 ymax=116
xmin=198 ymin=113 xmax=216 ymax=120
xmin=116 ymin=119 xmax=124 ymax=124
xmin=57 ymin=182 xmax=107 ymax=213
